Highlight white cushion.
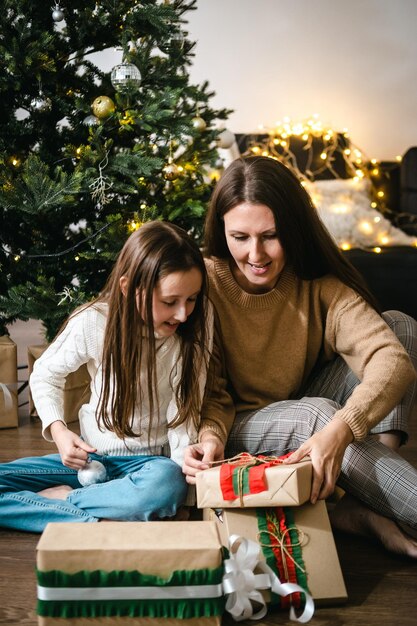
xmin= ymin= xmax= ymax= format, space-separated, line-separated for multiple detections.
xmin=305 ymin=178 xmax=417 ymax=248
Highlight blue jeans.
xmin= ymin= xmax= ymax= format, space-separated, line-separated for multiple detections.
xmin=0 ymin=453 xmax=188 ymax=533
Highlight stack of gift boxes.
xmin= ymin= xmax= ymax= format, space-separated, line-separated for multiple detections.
xmin=197 ymin=454 xmax=347 ymax=616
xmin=0 ymin=335 xmax=18 ymax=429
xmin=35 ymin=453 xmax=347 ymax=625
xmin=0 ymin=333 xmax=90 ymax=429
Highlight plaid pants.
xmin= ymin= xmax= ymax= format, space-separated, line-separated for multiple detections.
xmin=226 ymin=311 xmax=417 ymax=530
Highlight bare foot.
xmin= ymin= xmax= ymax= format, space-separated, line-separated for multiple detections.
xmin=38 ymin=485 xmax=73 ymax=500
xmin=330 ymin=494 xmax=417 ymax=559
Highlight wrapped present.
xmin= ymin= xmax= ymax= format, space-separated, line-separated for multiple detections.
xmin=36 ymin=521 xmax=224 ymax=625
xmin=205 ymin=500 xmax=347 ymax=607
xmin=0 ymin=335 xmax=18 ymax=428
xmin=28 ymin=344 xmax=90 ymax=424
xmin=196 ymin=454 xmax=312 ymax=508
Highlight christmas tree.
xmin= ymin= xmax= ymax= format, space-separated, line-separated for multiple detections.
xmin=0 ymin=0 xmax=231 ymax=340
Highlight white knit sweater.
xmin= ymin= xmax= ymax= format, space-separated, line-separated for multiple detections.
xmin=30 ymin=303 xmax=213 ymax=466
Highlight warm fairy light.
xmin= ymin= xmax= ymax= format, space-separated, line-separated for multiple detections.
xmin=373 ymin=247 xmax=382 ymax=253
xmin=246 ymin=114 xmax=412 ymax=251
xmin=358 ymin=220 xmax=373 ymax=235
xmin=331 ymin=204 xmax=350 ymax=214
xmin=128 ymin=220 xmax=141 ymax=231
xmin=209 ymin=169 xmax=221 ymax=181
xmin=75 ymin=255 xmax=80 ymax=260
xmin=14 ymin=255 xmax=20 ymax=261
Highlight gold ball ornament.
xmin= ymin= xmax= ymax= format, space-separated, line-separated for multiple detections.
xmin=191 ymin=116 xmax=207 ymax=132
xmin=91 ymin=96 xmax=116 ymax=119
xmin=163 ymin=162 xmax=180 ymax=181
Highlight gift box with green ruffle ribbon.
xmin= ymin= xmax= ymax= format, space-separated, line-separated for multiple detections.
xmin=36 ymin=521 xmax=224 ymax=625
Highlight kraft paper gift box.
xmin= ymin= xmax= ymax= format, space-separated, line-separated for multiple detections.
xmin=36 ymin=521 xmax=224 ymax=626
xmin=28 ymin=344 xmax=90 ymax=424
xmin=0 ymin=335 xmax=18 ymax=428
xmin=204 ymin=500 xmax=347 ymax=606
xmin=196 ymin=456 xmax=312 ymax=508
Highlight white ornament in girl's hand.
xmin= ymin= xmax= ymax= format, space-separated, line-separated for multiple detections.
xmin=77 ymin=459 xmax=107 ymax=487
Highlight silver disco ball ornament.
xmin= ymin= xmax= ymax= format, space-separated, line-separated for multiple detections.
xmin=83 ymin=114 xmax=99 ymax=127
xmin=30 ymin=95 xmax=52 ymax=113
xmin=110 ymin=63 xmax=142 ymax=93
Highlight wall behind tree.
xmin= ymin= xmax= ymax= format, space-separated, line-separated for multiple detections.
xmin=184 ymin=0 xmax=417 ymax=161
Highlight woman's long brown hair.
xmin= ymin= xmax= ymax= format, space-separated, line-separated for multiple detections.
xmin=204 ymin=156 xmax=380 ymax=311
xmin=92 ymin=220 xmax=208 ymax=441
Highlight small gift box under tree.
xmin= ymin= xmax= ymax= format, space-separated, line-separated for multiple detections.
xmin=28 ymin=344 xmax=90 ymax=424
xmin=0 ymin=335 xmax=18 ymax=428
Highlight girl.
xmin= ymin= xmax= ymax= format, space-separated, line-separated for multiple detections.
xmin=183 ymin=156 xmax=417 ymax=558
xmin=0 ymin=221 xmax=212 ymax=532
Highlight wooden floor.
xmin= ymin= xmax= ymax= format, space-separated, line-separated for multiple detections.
xmin=1 ymin=320 xmax=416 ymax=625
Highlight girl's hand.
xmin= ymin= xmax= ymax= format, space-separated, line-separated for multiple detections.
xmin=50 ymin=420 xmax=97 ymax=470
xmin=182 ymin=433 xmax=224 ymax=484
xmin=282 ymin=418 xmax=354 ymax=504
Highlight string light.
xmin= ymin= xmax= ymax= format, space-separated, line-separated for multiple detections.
xmin=244 ymin=114 xmax=417 ymax=252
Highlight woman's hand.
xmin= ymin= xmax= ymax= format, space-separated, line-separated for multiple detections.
xmin=182 ymin=432 xmax=225 ymax=484
xmin=283 ymin=418 xmax=354 ymax=503
xmin=50 ymin=420 xmax=97 ymax=470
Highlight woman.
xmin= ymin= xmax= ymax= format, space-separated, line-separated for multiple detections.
xmin=183 ymin=156 xmax=417 ymax=558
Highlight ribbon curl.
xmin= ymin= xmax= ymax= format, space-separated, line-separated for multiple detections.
xmin=223 ymin=534 xmax=314 ymax=623
xmin=0 ymin=382 xmax=14 ymax=411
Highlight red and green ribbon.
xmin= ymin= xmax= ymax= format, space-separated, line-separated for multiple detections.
xmin=256 ymin=507 xmax=309 ymax=611
xmin=219 ymin=452 xmax=293 ymax=503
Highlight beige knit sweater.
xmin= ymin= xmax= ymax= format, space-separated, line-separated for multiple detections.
xmin=200 ymin=258 xmax=416 ymax=443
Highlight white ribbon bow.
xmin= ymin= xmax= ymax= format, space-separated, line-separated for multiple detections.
xmin=0 ymin=383 xmax=13 ymax=411
xmin=223 ymin=534 xmax=315 ymax=623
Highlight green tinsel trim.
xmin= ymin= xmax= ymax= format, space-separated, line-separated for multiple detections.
xmin=37 ymin=597 xmax=225 ymax=619
xmin=36 ymin=565 xmax=225 ymax=619
xmin=36 ymin=564 xmax=223 ymax=588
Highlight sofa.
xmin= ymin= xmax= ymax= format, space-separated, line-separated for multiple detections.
xmin=235 ymin=135 xmax=417 ymax=320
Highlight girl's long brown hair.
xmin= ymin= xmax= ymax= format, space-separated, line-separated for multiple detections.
xmin=204 ymin=156 xmax=380 ymax=311
xmin=93 ymin=220 xmax=208 ymax=440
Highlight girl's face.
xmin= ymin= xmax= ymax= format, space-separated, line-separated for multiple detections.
xmin=223 ymin=202 xmax=285 ymax=294
xmin=151 ymin=267 xmax=202 ymax=336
